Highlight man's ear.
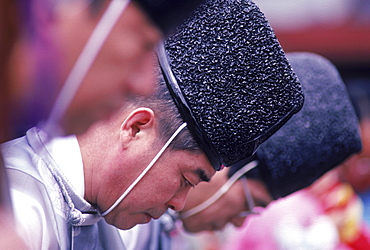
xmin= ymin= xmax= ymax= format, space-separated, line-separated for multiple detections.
xmin=119 ymin=108 xmax=156 ymax=149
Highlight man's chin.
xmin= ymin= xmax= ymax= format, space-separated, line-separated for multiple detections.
xmin=121 ymin=224 xmax=137 ymax=230
xmin=114 ymin=222 xmax=142 ymax=231
xmin=182 ymin=223 xmax=202 ymax=233
xmin=108 ymin=212 xmax=157 ymax=230
xmin=123 ymin=213 xmax=153 ymax=229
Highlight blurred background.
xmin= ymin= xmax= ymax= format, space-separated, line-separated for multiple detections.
xmin=256 ymin=0 xmax=370 ymax=67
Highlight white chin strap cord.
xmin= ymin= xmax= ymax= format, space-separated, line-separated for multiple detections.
xmin=180 ymin=160 xmax=258 ymax=219
xmin=101 ymin=122 xmax=187 ymax=217
xmin=43 ymin=0 xmax=131 ymax=138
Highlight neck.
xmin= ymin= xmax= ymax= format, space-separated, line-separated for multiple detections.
xmin=77 ymin=128 xmax=112 ymax=204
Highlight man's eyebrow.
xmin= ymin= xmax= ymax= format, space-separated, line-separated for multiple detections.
xmin=194 ymin=168 xmax=211 ymax=183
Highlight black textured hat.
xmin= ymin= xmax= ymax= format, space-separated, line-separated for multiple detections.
xmin=135 ymin=0 xmax=206 ymax=35
xmin=248 ymin=52 xmax=362 ymax=199
xmin=158 ymin=0 xmax=304 ymax=171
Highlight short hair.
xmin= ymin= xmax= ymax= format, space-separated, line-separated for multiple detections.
xmin=125 ymin=70 xmax=201 ymax=153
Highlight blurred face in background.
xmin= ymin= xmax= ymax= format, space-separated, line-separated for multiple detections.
xmin=8 ymin=0 xmax=162 ymax=136
xmin=57 ymin=1 xmax=162 ymax=134
xmin=180 ymin=170 xmax=272 ymax=232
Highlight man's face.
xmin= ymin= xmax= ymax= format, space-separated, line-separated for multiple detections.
xmin=54 ymin=1 xmax=162 ymax=134
xmin=180 ymin=171 xmax=272 ymax=232
xmin=99 ymin=148 xmax=216 ymax=230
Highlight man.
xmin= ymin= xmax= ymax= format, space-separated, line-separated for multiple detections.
xmin=2 ymin=81 xmax=215 ymax=249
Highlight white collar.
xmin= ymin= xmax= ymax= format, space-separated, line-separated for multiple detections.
xmin=45 ymin=134 xmax=85 ymax=197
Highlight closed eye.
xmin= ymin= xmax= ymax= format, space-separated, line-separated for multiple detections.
xmin=185 ymin=178 xmax=195 ymax=188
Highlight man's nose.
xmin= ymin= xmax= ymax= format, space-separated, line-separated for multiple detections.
xmin=166 ymin=189 xmax=188 ymax=212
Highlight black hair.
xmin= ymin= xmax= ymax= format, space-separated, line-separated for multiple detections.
xmin=125 ymin=69 xmax=201 ymax=153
